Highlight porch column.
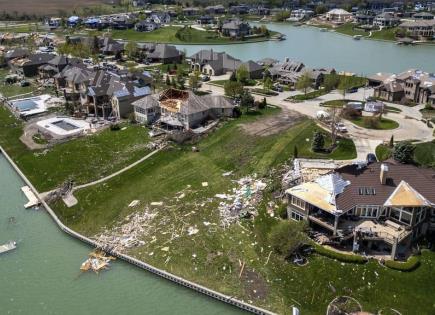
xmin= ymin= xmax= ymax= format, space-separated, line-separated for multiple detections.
xmin=333 ymin=215 xmax=339 ymax=236
xmin=391 ymin=238 xmax=398 ymax=260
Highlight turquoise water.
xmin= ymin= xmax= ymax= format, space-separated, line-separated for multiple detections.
xmin=0 ymin=155 xmax=244 ymax=315
xmin=177 ymin=23 xmax=435 ymax=75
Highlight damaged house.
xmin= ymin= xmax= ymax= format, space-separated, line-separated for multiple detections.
xmin=132 ymin=88 xmax=234 ymax=129
xmin=286 ymin=161 xmax=435 ymax=260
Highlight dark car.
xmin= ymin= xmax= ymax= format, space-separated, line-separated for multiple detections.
xmin=346 ymin=87 xmax=358 ymax=93
xmin=366 ymin=153 xmax=377 ymax=164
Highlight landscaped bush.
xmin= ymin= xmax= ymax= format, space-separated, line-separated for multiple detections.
xmin=385 ymin=256 xmax=420 ymax=271
xmin=291 ymin=88 xmax=329 ymax=101
xmin=313 ymin=244 xmax=368 ymax=264
xmin=251 ymin=88 xmax=278 ymax=96
xmin=363 ymin=116 xmax=380 ymax=129
xmin=342 ymin=108 xmax=362 ymax=119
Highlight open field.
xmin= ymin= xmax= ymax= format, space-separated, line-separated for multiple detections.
xmin=0 ymin=0 xmax=108 ymax=15
xmin=0 ymin=105 xmax=152 ymax=192
xmin=110 ymin=26 xmax=274 ymax=44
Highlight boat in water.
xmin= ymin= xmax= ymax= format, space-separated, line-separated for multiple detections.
xmin=0 ymin=241 xmax=17 ymax=254
xmin=353 ymin=35 xmax=363 ymax=40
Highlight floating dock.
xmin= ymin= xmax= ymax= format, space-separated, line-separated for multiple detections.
xmin=21 ymin=185 xmax=40 ymax=208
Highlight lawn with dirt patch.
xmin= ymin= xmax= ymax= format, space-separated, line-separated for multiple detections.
xmin=346 ymin=116 xmax=399 ymax=130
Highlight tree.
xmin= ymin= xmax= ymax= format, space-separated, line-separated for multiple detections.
xmin=125 ymin=41 xmax=137 ymax=60
xmin=176 ymin=67 xmax=185 ymax=89
xmin=229 ymin=71 xmax=237 ymax=82
xmin=323 ymin=73 xmax=339 ymax=91
xmin=263 ymin=77 xmax=273 ymax=93
xmin=327 ymin=106 xmax=342 ymax=146
xmin=268 ymin=221 xmax=307 ymax=258
xmin=240 ymin=90 xmax=255 ymax=114
xmin=259 ymin=97 xmax=267 ymax=109
xmin=189 ymin=71 xmax=200 ymax=91
xmin=171 ymin=76 xmax=177 ymax=87
xmin=224 ymin=80 xmax=244 ymax=98
xmin=389 ymin=135 xmax=394 ymax=148
xmin=393 ymin=142 xmax=415 ymax=164
xmin=338 ymin=76 xmax=354 ymax=99
xmin=152 ymin=71 xmax=163 ymax=92
xmin=165 ymin=75 xmax=171 ymax=86
xmin=236 ymin=64 xmax=249 ymax=84
xmin=312 ymin=131 xmax=325 ymax=152
xmin=315 ymin=4 xmax=327 ymax=15
xmin=296 ymin=73 xmax=312 ymax=95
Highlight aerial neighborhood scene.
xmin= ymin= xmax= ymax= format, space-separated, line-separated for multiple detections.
xmin=1 ymin=0 xmax=435 ymax=314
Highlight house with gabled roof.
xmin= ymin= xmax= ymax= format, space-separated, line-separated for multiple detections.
xmin=286 ymin=160 xmax=435 ymax=260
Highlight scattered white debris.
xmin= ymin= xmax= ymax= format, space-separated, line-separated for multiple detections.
xmin=203 ymin=221 xmax=211 ymax=226
xmin=222 ymin=171 xmax=233 ymax=177
xmin=202 ymin=182 xmax=209 ymax=187
xmin=187 ymin=226 xmax=199 ymax=236
xmin=128 ymin=200 xmax=140 ymax=207
xmin=150 ymin=202 xmax=163 ymax=206
xmin=161 ymin=247 xmax=169 ymax=252
xmin=121 ymin=127 xmax=127 ymax=131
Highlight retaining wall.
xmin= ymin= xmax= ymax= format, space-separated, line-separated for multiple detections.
xmin=0 ymin=145 xmax=276 ymax=315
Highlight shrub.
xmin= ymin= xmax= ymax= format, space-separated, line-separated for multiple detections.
xmin=312 ymin=131 xmax=325 ymax=152
xmin=393 ymin=141 xmax=415 ymax=164
xmin=385 ymin=256 xmax=420 ymax=271
xmin=110 ymin=123 xmax=121 ymax=131
xmin=313 ymin=244 xmax=368 ymax=264
xmin=342 ymin=108 xmax=362 ymax=119
xmin=363 ymin=116 xmax=380 ymax=129
xmin=268 ymin=220 xmax=307 ymax=258
xmin=276 ymin=204 xmax=288 ymax=219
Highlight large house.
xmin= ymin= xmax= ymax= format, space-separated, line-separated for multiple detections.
xmin=373 ymin=12 xmax=400 ymax=27
xmin=132 ymin=88 xmax=234 ymax=129
xmin=221 ymin=19 xmax=251 ymax=38
xmin=287 ymin=9 xmax=314 ymax=22
xmin=399 ymin=19 xmax=435 ymax=39
xmin=189 ymin=49 xmax=242 ymax=76
xmin=325 ymin=9 xmax=353 ymax=23
xmin=371 ymin=69 xmax=435 ymax=105
xmin=286 ymin=161 xmax=435 ymax=260
xmin=138 ymin=43 xmax=183 ymax=64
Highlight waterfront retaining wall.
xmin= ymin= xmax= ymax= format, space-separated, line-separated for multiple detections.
xmin=0 ymin=145 xmax=276 ymax=315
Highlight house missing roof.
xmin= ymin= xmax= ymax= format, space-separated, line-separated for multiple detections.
xmin=132 ymin=88 xmax=234 ymax=131
xmin=286 ymin=161 xmax=435 ymax=260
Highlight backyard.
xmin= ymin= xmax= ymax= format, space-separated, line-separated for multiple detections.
xmin=0 ymin=105 xmax=152 ymax=192
xmin=0 ymin=68 xmax=34 ymax=98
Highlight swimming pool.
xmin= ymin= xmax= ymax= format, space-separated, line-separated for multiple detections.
xmin=52 ymin=120 xmax=80 ymax=131
xmin=12 ymin=98 xmax=40 ymax=112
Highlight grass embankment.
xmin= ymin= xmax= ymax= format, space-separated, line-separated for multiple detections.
xmin=0 ymin=105 xmax=152 ymax=191
xmin=209 ymin=79 xmax=258 ymax=87
xmin=289 ymin=88 xmax=329 ymax=101
xmin=110 ymin=26 xmax=273 ymax=44
xmin=376 ymin=141 xmax=435 ymax=167
xmin=331 ymin=23 xmax=398 ymax=41
xmin=347 ymin=116 xmax=399 ymax=130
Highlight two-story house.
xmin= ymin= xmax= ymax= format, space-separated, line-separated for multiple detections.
xmin=286 ymin=161 xmax=435 ymax=260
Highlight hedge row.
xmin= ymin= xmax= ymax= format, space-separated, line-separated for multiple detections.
xmin=385 ymin=256 xmax=420 ymax=271
xmin=314 ymin=244 xmax=368 ymax=264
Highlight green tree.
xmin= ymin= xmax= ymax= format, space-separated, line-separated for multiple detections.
xmin=189 ymin=71 xmax=200 ymax=91
xmin=338 ymin=76 xmax=354 ymax=99
xmin=165 ymin=75 xmax=170 ymax=86
xmin=125 ymin=41 xmax=138 ymax=60
xmin=268 ymin=220 xmax=307 ymax=258
xmin=393 ymin=142 xmax=415 ymax=164
xmin=240 ymin=90 xmax=255 ymax=114
xmin=293 ymin=146 xmax=298 ymax=158
xmin=229 ymin=71 xmax=237 ymax=82
xmin=224 ymin=80 xmax=244 ymax=98
xmin=389 ymin=135 xmax=394 ymax=148
xmin=312 ymin=131 xmax=325 ymax=152
xmin=296 ymin=73 xmax=312 ymax=95
xmin=323 ymin=74 xmax=340 ymax=91
xmin=236 ymin=64 xmax=249 ymax=84
xmin=263 ymin=77 xmax=273 ymax=93
xmin=176 ymin=67 xmax=185 ymax=89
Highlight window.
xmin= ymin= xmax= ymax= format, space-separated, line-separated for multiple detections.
xmin=291 ymin=196 xmax=305 ymax=210
xmin=291 ymin=211 xmax=304 ymax=221
xmin=358 ymin=187 xmax=376 ymax=195
xmin=355 ymin=205 xmax=379 ymax=218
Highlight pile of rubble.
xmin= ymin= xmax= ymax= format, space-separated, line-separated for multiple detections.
xmin=146 ymin=139 xmax=167 ymax=150
xmin=94 ymin=208 xmax=156 ymax=252
xmin=216 ymin=175 xmax=267 ymax=228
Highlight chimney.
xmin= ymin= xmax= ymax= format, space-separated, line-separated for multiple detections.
xmin=380 ymin=164 xmax=389 ymax=185
xmin=284 ymin=57 xmax=289 ymax=63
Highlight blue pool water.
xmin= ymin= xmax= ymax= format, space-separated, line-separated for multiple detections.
xmin=12 ymin=98 xmax=40 ymax=112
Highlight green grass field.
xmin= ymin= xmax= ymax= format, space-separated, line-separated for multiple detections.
xmin=110 ymin=26 xmax=272 ymax=44
xmin=0 ymin=105 xmax=152 ymax=191
xmin=0 ymin=69 xmax=34 ymax=97
xmin=347 ymin=116 xmax=399 ymax=130
xmin=415 ymin=141 xmax=435 ymax=168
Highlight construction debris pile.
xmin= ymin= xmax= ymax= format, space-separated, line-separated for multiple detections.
xmin=80 ymin=250 xmax=116 ymax=273
xmin=94 ymin=208 xmax=157 ymax=252
xmin=216 ymin=176 xmax=267 ymax=228
xmin=146 ymin=139 xmax=167 ymax=150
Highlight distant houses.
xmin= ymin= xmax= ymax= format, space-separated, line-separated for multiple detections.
xmin=325 ymin=9 xmax=353 ymax=23
xmin=221 ymin=19 xmax=251 ymax=38
xmin=137 ymin=43 xmax=183 ymax=64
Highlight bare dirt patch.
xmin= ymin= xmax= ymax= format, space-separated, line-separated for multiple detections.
xmin=240 ymin=108 xmax=304 ymax=136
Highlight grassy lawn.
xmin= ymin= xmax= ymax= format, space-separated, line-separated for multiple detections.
xmin=210 ymin=79 xmax=258 ymax=87
xmin=0 ymin=68 xmax=34 ymax=97
xmin=330 ymin=23 xmax=398 ymax=41
xmin=110 ymin=26 xmax=272 ymax=44
xmin=347 ymin=116 xmax=399 ymax=130
xmin=0 ymin=105 xmax=152 ymax=192
xmin=370 ymin=27 xmax=398 ymax=41
xmin=288 ymin=88 xmax=330 ymax=101
xmin=375 ymin=144 xmax=392 ymax=161
xmin=334 ymin=23 xmax=368 ymax=37
xmin=321 ymin=99 xmax=348 ymax=108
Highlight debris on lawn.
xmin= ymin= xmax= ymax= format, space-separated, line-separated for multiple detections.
xmin=217 ymin=175 xmax=267 ymax=228
xmin=146 ymin=139 xmax=167 ymax=150
xmin=128 ymin=200 xmax=140 ymax=207
xmin=187 ymin=226 xmax=199 ymax=236
xmin=222 ymin=171 xmax=233 ymax=177
xmin=202 ymin=182 xmax=209 ymax=187
xmin=94 ymin=208 xmax=156 ymax=252
xmin=150 ymin=201 xmax=163 ymax=206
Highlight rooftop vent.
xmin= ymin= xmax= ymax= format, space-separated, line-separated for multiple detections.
xmin=380 ymin=163 xmax=389 ymax=185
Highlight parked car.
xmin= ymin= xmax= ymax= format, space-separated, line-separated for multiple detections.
xmin=366 ymin=153 xmax=377 ymax=164
xmin=335 ymin=122 xmax=347 ymax=133
xmin=346 ymin=87 xmax=358 ymax=93
xmin=272 ymin=84 xmax=283 ymax=92
xmin=20 ymin=80 xmax=30 ymax=87
xmin=201 ymin=75 xmax=210 ymax=82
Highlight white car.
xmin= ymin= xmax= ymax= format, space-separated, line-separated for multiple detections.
xmin=335 ymin=123 xmax=348 ymax=133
